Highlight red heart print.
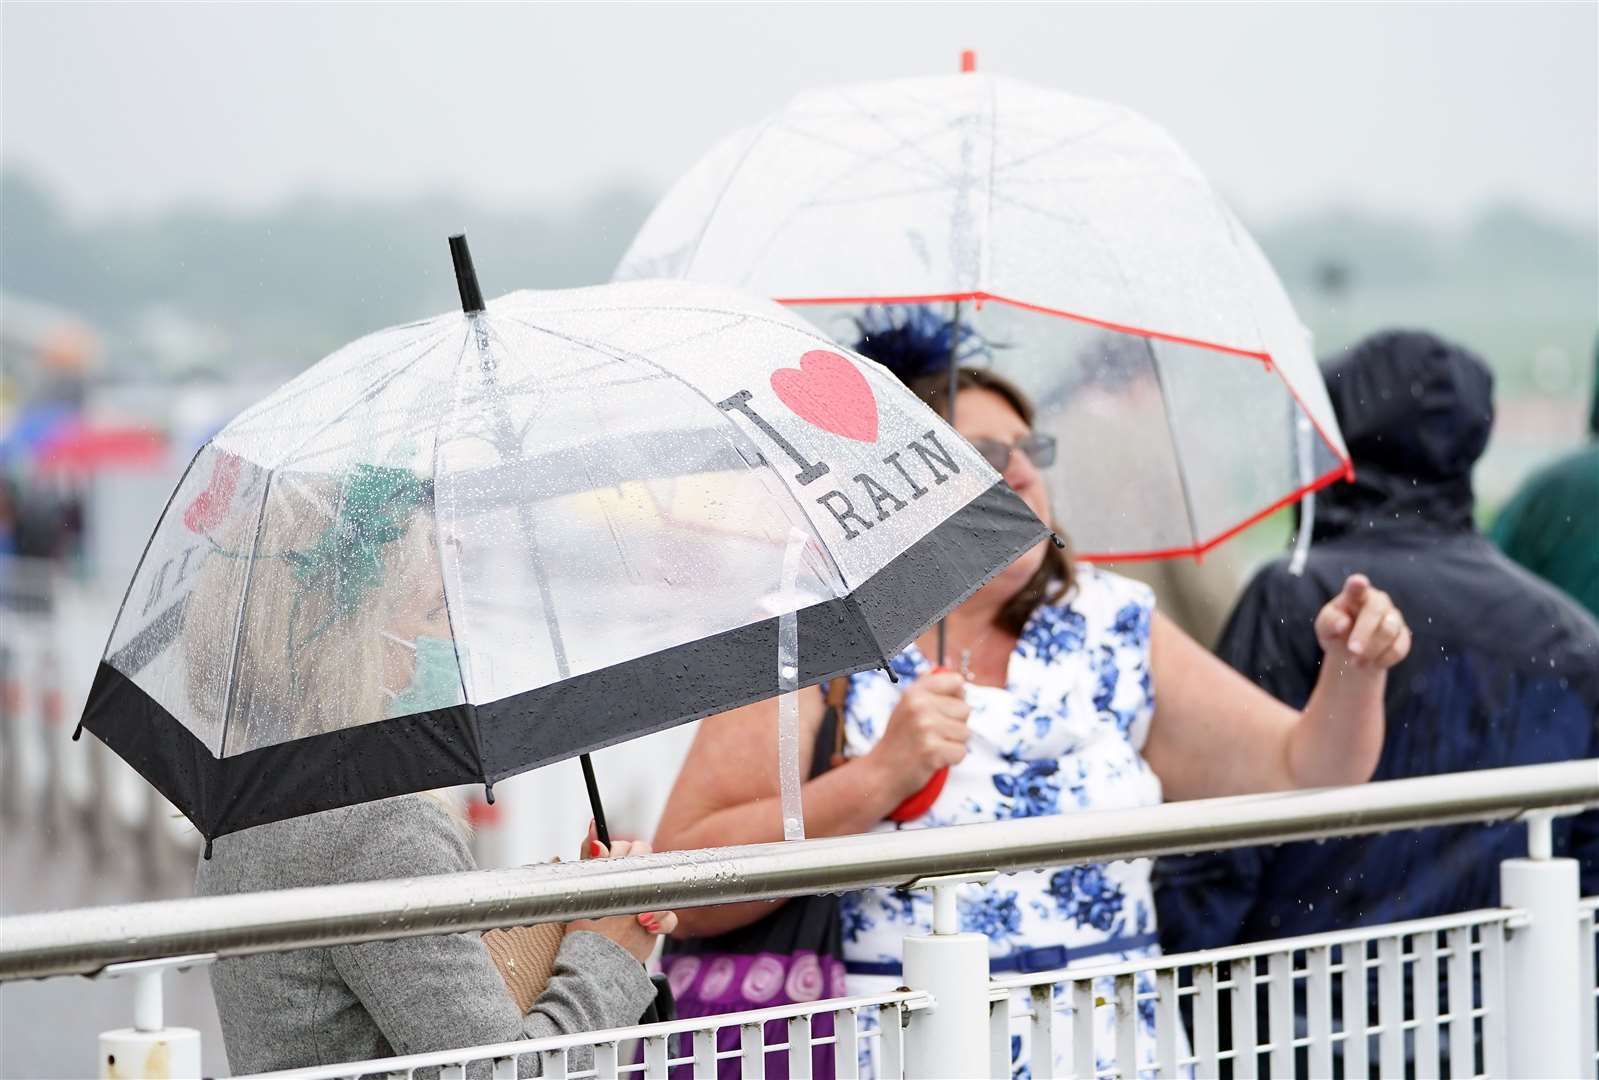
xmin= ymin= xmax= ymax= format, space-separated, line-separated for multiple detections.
xmin=183 ymin=452 xmax=242 ymax=533
xmin=770 ymin=350 xmax=879 ymax=443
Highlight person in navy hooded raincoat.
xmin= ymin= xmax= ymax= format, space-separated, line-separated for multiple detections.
xmin=1156 ymin=329 xmax=1599 ymax=953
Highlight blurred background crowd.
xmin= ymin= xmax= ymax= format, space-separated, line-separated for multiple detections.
xmin=1 ymin=4 xmax=1594 ymax=1075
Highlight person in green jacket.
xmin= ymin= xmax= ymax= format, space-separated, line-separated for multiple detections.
xmin=1491 ymin=341 xmax=1599 ymax=619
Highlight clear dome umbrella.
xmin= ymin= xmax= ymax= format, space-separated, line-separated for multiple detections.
xmin=616 ymin=58 xmax=1351 ymax=563
xmin=75 ymin=237 xmax=1048 ymax=851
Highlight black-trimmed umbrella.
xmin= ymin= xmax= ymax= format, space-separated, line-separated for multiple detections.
xmin=75 ymin=238 xmax=1048 ymax=851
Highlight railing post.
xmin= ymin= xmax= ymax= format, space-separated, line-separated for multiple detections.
xmin=900 ymin=873 xmax=992 ymax=1079
xmin=1501 ymin=812 xmax=1582 ymax=1078
xmin=96 ymin=957 xmax=206 ymax=1079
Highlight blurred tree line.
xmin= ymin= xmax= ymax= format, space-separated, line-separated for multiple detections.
xmin=1 ymin=169 xmax=1593 ymax=398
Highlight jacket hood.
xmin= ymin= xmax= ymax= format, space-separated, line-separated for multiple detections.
xmin=1315 ymin=330 xmax=1494 ymax=540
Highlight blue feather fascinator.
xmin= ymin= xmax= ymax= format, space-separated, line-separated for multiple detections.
xmin=851 ymin=305 xmax=993 ymax=385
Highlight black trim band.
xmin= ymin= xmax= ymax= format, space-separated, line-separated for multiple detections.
xmin=81 ymin=480 xmax=1046 ymax=841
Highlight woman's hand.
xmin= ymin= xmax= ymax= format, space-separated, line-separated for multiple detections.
xmin=1313 ymin=574 xmax=1411 ymax=670
xmin=864 ymin=670 xmax=971 ymax=801
xmin=565 ymin=825 xmax=678 ymax=965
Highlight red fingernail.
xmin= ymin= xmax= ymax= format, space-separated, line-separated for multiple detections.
xmin=591 ymin=841 xmax=606 ymax=856
xmin=637 ymin=914 xmax=657 ymax=930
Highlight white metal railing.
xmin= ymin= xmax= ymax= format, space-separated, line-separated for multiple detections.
xmin=0 ymin=760 xmax=1594 ymax=1078
xmin=990 ymin=907 xmax=1518 ymax=1080
xmin=240 ymin=990 xmax=930 ymax=1080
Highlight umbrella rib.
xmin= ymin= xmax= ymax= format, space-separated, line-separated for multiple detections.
xmin=682 ymin=117 xmax=781 ymax=280
xmin=1143 ymin=340 xmax=1205 ymax=555
xmin=93 ymin=445 xmax=207 ymax=674
xmin=428 ymin=320 xmax=482 ymax=726
xmin=835 ymin=88 xmax=965 ymax=185
xmin=214 ymin=473 xmax=275 ymax=763
xmin=988 ymin=113 xmax=1127 ymax=177
xmin=268 ymin=329 xmax=463 ymax=471
xmin=768 ymin=115 xmax=962 ymax=189
xmin=226 ymin=324 xmax=454 ymax=435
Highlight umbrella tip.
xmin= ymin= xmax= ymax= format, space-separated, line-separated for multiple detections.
xmin=448 ymin=234 xmax=486 ymax=315
xmin=960 ymin=49 xmax=976 ymax=73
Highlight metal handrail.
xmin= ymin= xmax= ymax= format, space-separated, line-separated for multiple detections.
xmin=1 ymin=759 xmax=1594 ymax=981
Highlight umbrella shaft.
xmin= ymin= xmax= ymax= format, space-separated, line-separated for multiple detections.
xmin=580 ymin=754 xmax=609 ymax=849
xmin=937 ymin=300 xmax=963 ymax=668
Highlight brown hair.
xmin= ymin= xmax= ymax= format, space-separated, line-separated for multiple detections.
xmin=903 ymin=366 xmax=1075 ymax=636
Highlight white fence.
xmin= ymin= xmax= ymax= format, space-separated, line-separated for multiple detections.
xmin=1 ymin=761 xmax=1594 ymax=1079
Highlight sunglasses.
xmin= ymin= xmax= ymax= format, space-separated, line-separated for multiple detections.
xmin=969 ymin=433 xmax=1057 ymax=473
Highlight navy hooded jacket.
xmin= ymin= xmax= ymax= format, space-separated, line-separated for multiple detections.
xmin=1155 ymin=330 xmax=1599 ymax=952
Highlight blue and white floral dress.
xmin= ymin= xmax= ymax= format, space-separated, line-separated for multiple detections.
xmin=839 ymin=565 xmax=1167 ymax=1078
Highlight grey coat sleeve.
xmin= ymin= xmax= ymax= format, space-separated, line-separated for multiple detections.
xmin=325 ymin=798 xmax=657 ymax=1076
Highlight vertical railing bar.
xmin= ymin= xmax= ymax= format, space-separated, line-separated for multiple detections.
xmin=1115 ymin=973 xmax=1138 ymax=1079
xmin=1195 ymin=963 xmax=1220 ymax=1077
xmin=1231 ymin=958 xmax=1258 ymax=1080
xmin=1030 ymin=984 xmax=1058 ymax=1080
xmin=690 ymin=1029 xmax=716 ymax=1079
xmin=1308 ymin=945 xmax=1333 ymax=1079
xmin=741 ymin=1021 xmax=765 ymax=1080
xmin=594 ymin=1039 xmax=621 ymax=1080
xmin=643 ymin=1033 xmax=668 ymax=1080
xmin=990 ymin=993 xmax=1014 ymax=1080
xmin=1378 ymin=935 xmax=1405 ymax=1078
xmin=880 ymin=1004 xmax=904 ymax=1080
xmin=1481 ymin=921 xmax=1509 ymax=1079
xmin=537 ymin=1049 xmax=566 ymax=1079
xmin=836 ymin=1008 xmax=860 ymax=1080
xmin=787 ymin=1014 xmax=812 ymax=1080
xmin=1445 ymin=926 xmax=1472 ymax=1080
xmin=1417 ymin=929 xmax=1441 ymax=1078
xmin=1343 ymin=940 xmax=1371 ymax=1079
xmin=1071 ymin=980 xmax=1096 ymax=1080
xmin=441 ymin=1063 xmax=466 ymax=1080
xmin=1155 ymin=969 xmax=1179 ymax=1079
xmin=1579 ymin=909 xmax=1597 ymax=1080
xmin=1268 ymin=950 xmax=1295 ymax=1078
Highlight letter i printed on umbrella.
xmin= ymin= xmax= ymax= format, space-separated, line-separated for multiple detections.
xmin=74 ymin=237 xmax=1050 ymax=850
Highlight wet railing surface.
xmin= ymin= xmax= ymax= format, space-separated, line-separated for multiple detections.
xmin=2 ymin=760 xmax=1594 ymax=982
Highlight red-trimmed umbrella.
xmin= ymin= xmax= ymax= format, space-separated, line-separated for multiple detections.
xmin=616 ymin=57 xmax=1350 ymax=562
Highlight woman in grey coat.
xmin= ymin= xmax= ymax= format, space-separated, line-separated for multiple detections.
xmin=186 ymin=483 xmax=673 ymax=1075
xmin=196 ymin=799 xmax=666 ymax=1076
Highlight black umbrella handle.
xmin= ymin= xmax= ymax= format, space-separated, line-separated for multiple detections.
xmin=581 ymin=753 xmax=610 ymax=850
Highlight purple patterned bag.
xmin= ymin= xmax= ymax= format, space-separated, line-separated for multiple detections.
xmin=663 ymin=947 xmax=850 ymax=1079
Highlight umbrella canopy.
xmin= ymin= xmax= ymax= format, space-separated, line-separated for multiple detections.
xmin=76 ymin=267 xmax=1047 ymax=845
xmin=616 ymin=68 xmax=1351 ymax=560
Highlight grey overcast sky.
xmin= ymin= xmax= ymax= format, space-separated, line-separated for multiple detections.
xmin=3 ymin=2 xmax=1595 ymax=226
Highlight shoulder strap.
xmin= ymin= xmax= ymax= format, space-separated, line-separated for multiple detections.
xmin=810 ymin=678 xmax=850 ymax=778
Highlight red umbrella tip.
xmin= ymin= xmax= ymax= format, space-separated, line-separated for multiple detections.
xmin=960 ymin=49 xmax=977 ymax=73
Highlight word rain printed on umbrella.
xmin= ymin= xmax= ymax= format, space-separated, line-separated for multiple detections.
xmin=78 ymin=275 xmax=1048 ymax=844
xmin=617 ymin=69 xmax=1352 ymax=560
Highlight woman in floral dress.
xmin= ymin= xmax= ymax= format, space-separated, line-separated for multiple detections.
xmin=656 ymin=310 xmax=1411 ymax=1076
